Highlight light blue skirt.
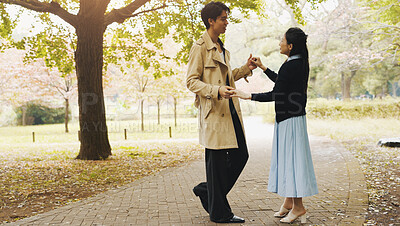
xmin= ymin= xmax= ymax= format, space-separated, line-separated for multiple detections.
xmin=267 ymin=115 xmax=318 ymax=197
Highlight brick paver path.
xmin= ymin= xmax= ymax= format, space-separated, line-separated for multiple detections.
xmin=7 ymin=117 xmax=368 ymax=225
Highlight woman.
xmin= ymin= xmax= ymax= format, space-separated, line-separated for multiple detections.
xmin=232 ymin=27 xmax=318 ymax=224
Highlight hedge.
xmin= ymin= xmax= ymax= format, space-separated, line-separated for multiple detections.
xmin=16 ymin=103 xmax=66 ymax=125
xmin=306 ymin=98 xmax=400 ymax=119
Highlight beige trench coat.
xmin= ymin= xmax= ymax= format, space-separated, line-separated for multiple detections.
xmin=186 ymin=31 xmax=252 ymax=150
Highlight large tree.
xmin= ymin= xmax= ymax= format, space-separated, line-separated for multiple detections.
xmin=0 ymin=0 xmax=324 ymax=160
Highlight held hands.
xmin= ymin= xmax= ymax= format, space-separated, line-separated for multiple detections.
xmin=226 ymin=54 xmax=264 ymax=100
xmin=231 ymin=89 xmax=251 ymax=100
xmin=219 ymin=86 xmax=235 ymax=99
xmin=250 ymin=57 xmax=267 ymax=71
xmin=247 ymin=54 xmax=267 ymax=71
xmin=218 ymin=86 xmax=251 ymax=100
xmin=230 ymin=55 xmax=265 ymax=100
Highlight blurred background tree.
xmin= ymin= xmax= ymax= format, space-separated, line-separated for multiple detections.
xmin=1 ymin=0 xmax=399 ymax=159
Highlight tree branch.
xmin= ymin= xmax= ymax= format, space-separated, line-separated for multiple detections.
xmin=130 ymin=4 xmax=167 ymax=19
xmin=104 ymin=0 xmax=167 ymax=28
xmin=0 ymin=0 xmax=78 ymax=27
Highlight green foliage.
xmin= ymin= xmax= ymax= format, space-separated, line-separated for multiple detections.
xmin=104 ymin=24 xmax=169 ymax=78
xmin=363 ymin=0 xmax=400 ymax=25
xmin=284 ymin=0 xmax=325 ymax=25
xmin=1 ymin=0 xmax=327 ymax=78
xmin=306 ymin=98 xmax=400 ymax=120
xmin=0 ymin=4 xmax=12 ymax=38
xmin=15 ymin=13 xmax=75 ymax=76
xmin=0 ymin=3 xmax=18 ymax=51
xmin=15 ymin=102 xmax=67 ymax=125
xmin=358 ymin=0 xmax=400 ymax=63
xmin=136 ymin=0 xmax=324 ymax=64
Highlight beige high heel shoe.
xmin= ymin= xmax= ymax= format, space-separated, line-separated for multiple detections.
xmin=280 ymin=210 xmax=306 ymax=224
xmin=273 ymin=205 xmax=291 ymax=218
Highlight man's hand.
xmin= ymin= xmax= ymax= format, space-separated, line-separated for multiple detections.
xmin=218 ymin=86 xmax=235 ymax=99
xmin=247 ymin=54 xmax=257 ymax=71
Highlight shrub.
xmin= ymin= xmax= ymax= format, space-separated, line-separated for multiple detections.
xmin=306 ymin=98 xmax=400 ymax=119
xmin=16 ymin=102 xmax=67 ymax=125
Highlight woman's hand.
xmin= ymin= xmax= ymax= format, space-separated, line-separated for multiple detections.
xmin=231 ymin=89 xmax=251 ymax=100
xmin=247 ymin=54 xmax=257 ymax=71
xmin=251 ymin=57 xmax=267 ymax=71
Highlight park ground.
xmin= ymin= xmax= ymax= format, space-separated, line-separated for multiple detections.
xmin=0 ymin=116 xmax=399 ymax=225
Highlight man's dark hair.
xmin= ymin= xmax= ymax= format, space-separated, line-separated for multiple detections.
xmin=201 ymin=1 xmax=230 ymax=29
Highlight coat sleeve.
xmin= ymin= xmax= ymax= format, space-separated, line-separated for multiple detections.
xmin=251 ymin=91 xmax=275 ymax=102
xmin=251 ymin=63 xmax=294 ymax=102
xmin=251 ymin=67 xmax=280 ymax=102
xmin=186 ymin=44 xmax=220 ymax=101
xmin=232 ymin=64 xmax=252 ymax=82
xmin=264 ymin=68 xmax=278 ymax=83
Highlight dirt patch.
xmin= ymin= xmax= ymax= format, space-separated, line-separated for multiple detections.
xmin=0 ymin=141 xmax=203 ymax=223
xmin=343 ymin=139 xmax=400 ymax=225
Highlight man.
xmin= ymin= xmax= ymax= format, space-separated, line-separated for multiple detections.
xmin=186 ymin=1 xmax=256 ymax=223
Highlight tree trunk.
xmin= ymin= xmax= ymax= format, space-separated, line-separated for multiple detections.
xmin=341 ymin=72 xmax=352 ymax=101
xmin=392 ymin=81 xmax=398 ymax=97
xmin=157 ymin=99 xmax=160 ymax=125
xmin=174 ymin=97 xmax=177 ymax=127
xmin=322 ymin=38 xmax=329 ymax=53
xmin=65 ymin=98 xmax=69 ymax=133
xmin=141 ymin=99 xmax=144 ymax=131
xmin=381 ymin=82 xmax=387 ymax=98
xmin=75 ymin=3 xmax=111 ymax=160
xmin=22 ymin=105 xmax=26 ymax=126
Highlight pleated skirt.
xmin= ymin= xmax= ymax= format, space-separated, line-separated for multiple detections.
xmin=267 ymin=115 xmax=318 ymax=198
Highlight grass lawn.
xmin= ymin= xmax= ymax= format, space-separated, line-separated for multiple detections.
xmin=307 ymin=117 xmax=400 ymax=225
xmin=0 ymin=118 xmax=199 ymax=144
xmin=0 ymin=118 xmax=201 ymax=223
xmin=307 ymin=117 xmax=400 ymax=140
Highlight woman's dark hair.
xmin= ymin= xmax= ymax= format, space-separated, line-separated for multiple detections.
xmin=285 ymin=27 xmax=309 ymax=93
xmin=201 ymin=1 xmax=230 ymax=29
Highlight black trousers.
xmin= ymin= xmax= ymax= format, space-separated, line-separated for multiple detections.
xmin=194 ymin=99 xmax=249 ymax=222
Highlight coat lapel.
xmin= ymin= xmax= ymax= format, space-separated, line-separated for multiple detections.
xmin=202 ymin=31 xmax=227 ymax=68
xmin=212 ymin=50 xmax=227 ymax=67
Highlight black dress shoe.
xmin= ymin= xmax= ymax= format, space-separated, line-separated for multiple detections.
xmin=193 ymin=184 xmax=209 ymax=213
xmin=215 ymin=215 xmax=245 ymax=223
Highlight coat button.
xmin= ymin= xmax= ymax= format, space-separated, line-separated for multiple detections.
xmin=221 ymin=113 xmax=224 ymax=117
xmin=218 ymin=80 xmax=221 ymax=84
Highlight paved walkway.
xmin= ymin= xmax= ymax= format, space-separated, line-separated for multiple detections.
xmin=7 ymin=117 xmax=368 ymax=225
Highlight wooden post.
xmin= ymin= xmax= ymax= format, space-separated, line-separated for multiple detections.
xmin=124 ymin=129 xmax=127 ymax=140
xmin=32 ymin=132 xmax=35 ymax=143
xmin=169 ymin=126 xmax=172 ymax=138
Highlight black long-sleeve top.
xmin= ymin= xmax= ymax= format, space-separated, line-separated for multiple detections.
xmin=251 ymin=58 xmax=307 ymax=123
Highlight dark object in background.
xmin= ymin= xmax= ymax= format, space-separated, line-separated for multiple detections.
xmin=377 ymin=138 xmax=400 ymax=147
